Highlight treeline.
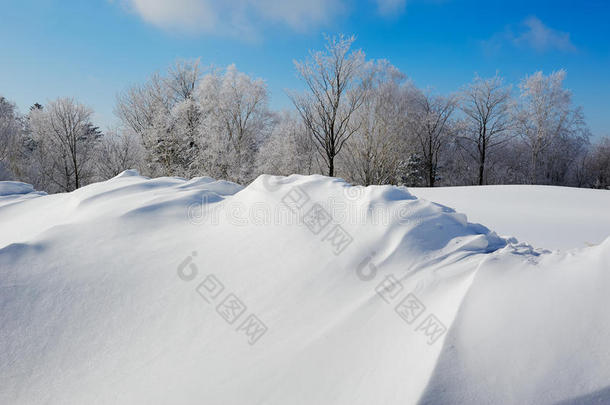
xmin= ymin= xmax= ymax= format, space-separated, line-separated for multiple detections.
xmin=1 ymin=35 xmax=609 ymax=193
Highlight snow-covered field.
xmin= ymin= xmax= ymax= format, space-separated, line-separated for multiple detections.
xmin=411 ymin=185 xmax=610 ymax=251
xmin=1 ymin=172 xmax=609 ymax=404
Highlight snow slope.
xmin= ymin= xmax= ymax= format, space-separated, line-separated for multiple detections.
xmin=1 ymin=172 xmax=609 ymax=405
xmin=410 ymin=185 xmax=610 ymax=250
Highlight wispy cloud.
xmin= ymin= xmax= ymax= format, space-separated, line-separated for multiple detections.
xmin=119 ymin=0 xmax=345 ymax=38
xmin=483 ymin=16 xmax=576 ymax=54
xmin=373 ymin=0 xmax=450 ymax=17
xmin=514 ymin=17 xmax=576 ymax=52
xmin=375 ymin=0 xmax=407 ymax=16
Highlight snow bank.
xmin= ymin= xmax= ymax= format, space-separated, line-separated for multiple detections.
xmin=0 ymin=174 xmax=609 ymax=404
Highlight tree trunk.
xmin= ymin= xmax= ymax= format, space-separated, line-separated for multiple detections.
xmin=478 ymin=137 xmax=486 ymax=185
xmin=531 ymin=148 xmax=538 ymax=184
xmin=74 ymin=158 xmax=80 ymax=189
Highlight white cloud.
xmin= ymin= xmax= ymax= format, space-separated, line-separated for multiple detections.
xmin=257 ymin=0 xmax=344 ymax=31
xmin=129 ymin=0 xmax=216 ymax=31
xmin=513 ymin=17 xmax=576 ymax=52
xmin=483 ymin=17 xmax=576 ymax=54
xmin=121 ymin=0 xmax=345 ymax=37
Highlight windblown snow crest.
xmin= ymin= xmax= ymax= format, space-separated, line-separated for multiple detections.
xmin=1 ymin=172 xmax=609 ymax=405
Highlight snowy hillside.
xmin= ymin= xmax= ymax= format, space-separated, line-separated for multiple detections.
xmin=1 ymin=172 xmax=609 ymax=405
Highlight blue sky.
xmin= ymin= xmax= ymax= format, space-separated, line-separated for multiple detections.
xmin=1 ymin=0 xmax=609 ymax=138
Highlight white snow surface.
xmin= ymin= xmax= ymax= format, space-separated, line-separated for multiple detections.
xmin=1 ymin=172 xmax=609 ymax=405
xmin=410 ymin=185 xmax=610 ymax=251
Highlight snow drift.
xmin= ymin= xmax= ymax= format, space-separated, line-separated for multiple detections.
xmin=0 ymin=172 xmax=609 ymax=405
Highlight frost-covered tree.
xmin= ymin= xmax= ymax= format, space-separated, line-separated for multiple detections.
xmin=95 ymin=128 xmax=145 ymax=180
xmin=116 ymin=60 xmax=271 ymax=182
xmin=115 ymin=73 xmax=164 ymax=141
xmin=0 ymin=96 xmax=23 ymax=179
xmin=256 ymin=111 xmax=317 ymax=176
xmin=115 ymin=60 xmax=202 ymax=177
xmin=545 ymin=128 xmax=590 ymax=185
xmin=290 ymin=35 xmax=369 ymax=177
xmin=341 ymin=61 xmax=413 ymax=185
xmin=166 ymin=59 xmax=202 ymax=103
xmin=514 ymin=70 xmax=588 ymax=184
xmin=164 ymin=60 xmax=203 ymax=176
xmin=408 ymin=91 xmax=457 ymax=187
xmin=29 ymin=98 xmax=100 ymax=192
xmin=458 ymin=74 xmax=512 ymax=185
xmin=588 ymin=137 xmax=610 ymax=189
xmin=397 ymin=153 xmax=426 ymax=186
xmin=197 ymin=64 xmax=271 ymax=183
xmin=439 ymin=139 xmax=476 ymax=186
xmin=107 ymin=55 xmax=600 ymax=189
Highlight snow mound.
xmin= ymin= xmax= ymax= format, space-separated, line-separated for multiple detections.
xmin=1 ymin=174 xmax=609 ymax=404
xmin=0 ymin=181 xmax=47 ymax=209
xmin=113 ymin=169 xmax=141 ymax=178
